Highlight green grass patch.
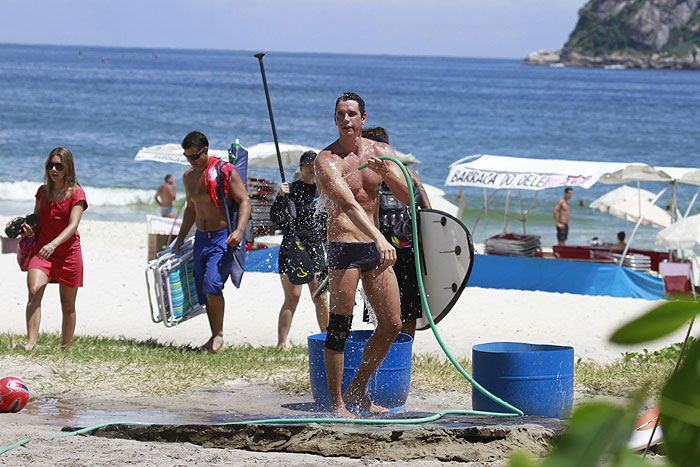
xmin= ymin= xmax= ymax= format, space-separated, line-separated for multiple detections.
xmin=574 ymin=340 xmax=694 ymax=397
xmin=1 ymin=333 xmax=691 ymax=400
xmin=0 ymin=333 xmax=309 ymax=395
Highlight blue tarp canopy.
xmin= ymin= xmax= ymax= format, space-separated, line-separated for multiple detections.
xmin=468 ymin=254 xmax=663 ymax=300
xmin=246 ymin=247 xmax=664 ymax=300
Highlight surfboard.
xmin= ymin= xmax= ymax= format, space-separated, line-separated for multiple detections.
xmin=415 ymin=209 xmax=474 ymax=331
xmin=628 ymin=404 xmax=663 ymax=451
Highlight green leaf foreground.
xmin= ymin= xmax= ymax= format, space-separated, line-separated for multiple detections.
xmin=661 ymin=339 xmax=700 ymax=467
xmin=610 ymin=301 xmax=700 ymax=344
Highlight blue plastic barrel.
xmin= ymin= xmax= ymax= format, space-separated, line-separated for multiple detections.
xmin=308 ymin=330 xmax=413 ymax=409
xmin=472 ymin=342 xmax=574 ymax=418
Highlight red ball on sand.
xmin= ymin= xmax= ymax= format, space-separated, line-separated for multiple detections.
xmin=0 ymin=377 xmax=30 ymax=413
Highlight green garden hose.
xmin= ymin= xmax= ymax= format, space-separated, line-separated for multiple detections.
xmin=0 ymin=156 xmax=521 ymax=456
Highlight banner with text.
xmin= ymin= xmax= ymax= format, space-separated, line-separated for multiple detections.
xmin=445 ymin=166 xmax=596 ymax=191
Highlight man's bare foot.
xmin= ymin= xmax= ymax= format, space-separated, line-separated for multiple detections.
xmin=330 ymin=404 xmax=356 ymax=419
xmin=276 ymin=342 xmax=289 ymax=351
xmin=344 ymin=392 xmax=389 ymax=414
xmin=23 ymin=343 xmax=35 ymax=351
xmin=200 ymin=335 xmax=224 ymax=353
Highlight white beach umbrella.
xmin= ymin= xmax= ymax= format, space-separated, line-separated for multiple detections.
xmin=606 ymin=199 xmax=672 ymax=228
xmin=656 ymin=214 xmax=700 ymax=250
xmin=135 ymin=142 xmax=420 ymax=166
xmin=589 ymin=185 xmax=656 ymax=212
xmin=247 ymin=143 xmax=321 ymax=166
xmin=134 ymin=144 xmax=228 ymax=165
xmin=247 ymin=142 xmax=420 ymax=166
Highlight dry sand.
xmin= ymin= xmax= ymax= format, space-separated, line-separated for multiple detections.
xmin=0 ymin=216 xmax=687 ymax=465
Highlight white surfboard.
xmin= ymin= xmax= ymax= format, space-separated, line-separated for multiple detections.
xmin=415 ymin=209 xmax=474 ymax=331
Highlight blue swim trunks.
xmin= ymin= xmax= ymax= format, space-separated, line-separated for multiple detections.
xmin=193 ymin=228 xmax=233 ymax=305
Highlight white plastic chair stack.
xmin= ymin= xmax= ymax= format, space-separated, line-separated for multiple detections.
xmin=145 ymin=237 xmax=206 ymax=327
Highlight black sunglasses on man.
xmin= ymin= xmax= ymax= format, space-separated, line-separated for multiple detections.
xmin=184 ymin=146 xmax=206 ymax=161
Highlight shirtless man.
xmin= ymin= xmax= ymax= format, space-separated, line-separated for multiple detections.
xmin=155 ymin=174 xmax=177 ymax=218
xmin=315 ymin=92 xmax=410 ymax=417
xmin=553 ymin=187 xmax=573 ymax=245
xmin=172 ymin=131 xmax=251 ymax=353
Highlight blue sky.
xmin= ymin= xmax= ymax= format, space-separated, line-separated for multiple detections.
xmin=0 ymin=0 xmax=585 ymax=58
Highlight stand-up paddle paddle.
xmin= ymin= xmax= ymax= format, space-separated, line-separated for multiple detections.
xmin=255 ymin=53 xmax=314 ymax=285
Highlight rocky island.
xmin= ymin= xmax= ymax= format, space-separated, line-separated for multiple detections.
xmin=525 ymin=0 xmax=700 ymax=70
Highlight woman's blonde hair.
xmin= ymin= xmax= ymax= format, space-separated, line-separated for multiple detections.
xmin=44 ymin=147 xmax=81 ymax=199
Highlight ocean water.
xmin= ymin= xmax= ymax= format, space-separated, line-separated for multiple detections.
xmin=1 ymin=43 xmax=699 ymax=249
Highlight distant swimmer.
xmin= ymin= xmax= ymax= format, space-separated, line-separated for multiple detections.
xmin=315 ymin=92 xmax=410 ymax=417
xmin=172 ymin=131 xmax=251 ymax=353
xmin=155 ymin=174 xmax=177 ymax=218
xmin=553 ymin=187 xmax=573 ymax=245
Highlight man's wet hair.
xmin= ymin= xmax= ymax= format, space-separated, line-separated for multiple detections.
xmin=362 ymin=126 xmax=389 ymax=144
xmin=335 ymin=92 xmax=365 ymax=115
xmin=564 ymin=187 xmax=573 ymax=194
xmin=617 ymin=231 xmax=625 ymax=241
xmin=182 ymin=131 xmax=208 ymax=150
xmin=165 ymin=174 xmax=172 ymax=182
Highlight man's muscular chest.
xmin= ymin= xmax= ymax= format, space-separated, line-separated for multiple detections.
xmin=341 ymin=154 xmax=381 ymax=205
xmin=185 ymin=171 xmax=209 ymax=201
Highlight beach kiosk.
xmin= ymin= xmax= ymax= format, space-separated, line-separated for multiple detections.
xmin=445 ymin=154 xmax=700 ymax=299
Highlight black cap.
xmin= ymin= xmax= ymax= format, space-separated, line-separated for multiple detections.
xmin=299 ymin=150 xmax=317 ymax=166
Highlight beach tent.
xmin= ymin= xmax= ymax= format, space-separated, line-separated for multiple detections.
xmin=443 ymin=154 xmax=699 ymax=297
xmin=447 ymin=154 xmax=699 ymax=238
xmin=447 ymin=155 xmax=700 ymax=190
xmin=134 ymin=142 xmax=420 ymax=167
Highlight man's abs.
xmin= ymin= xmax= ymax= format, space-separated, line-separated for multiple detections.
xmin=190 ymin=196 xmax=228 ymax=232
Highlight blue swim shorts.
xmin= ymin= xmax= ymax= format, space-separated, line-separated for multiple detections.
xmin=193 ymin=228 xmax=233 ymax=305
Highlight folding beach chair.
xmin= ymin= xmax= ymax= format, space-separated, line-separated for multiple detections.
xmin=145 ymin=237 xmax=206 ymax=327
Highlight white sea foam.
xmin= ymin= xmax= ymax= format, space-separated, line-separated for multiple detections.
xmin=0 ymin=180 xmax=162 ymax=206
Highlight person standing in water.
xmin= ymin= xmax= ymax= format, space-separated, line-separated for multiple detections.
xmin=172 ymin=131 xmax=251 ymax=353
xmin=315 ymin=92 xmax=410 ymax=417
xmin=155 ymin=174 xmax=177 ymax=218
xmin=362 ymin=126 xmax=431 ymax=338
xmin=270 ymin=150 xmax=329 ymax=349
xmin=553 ymin=187 xmax=573 ymax=245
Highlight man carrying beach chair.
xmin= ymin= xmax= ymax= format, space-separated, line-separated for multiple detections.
xmin=173 ymin=131 xmax=251 ymax=353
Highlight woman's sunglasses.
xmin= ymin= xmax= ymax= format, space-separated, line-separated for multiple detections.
xmin=47 ymin=162 xmax=65 ymax=171
xmin=184 ymin=146 xmax=206 ymax=161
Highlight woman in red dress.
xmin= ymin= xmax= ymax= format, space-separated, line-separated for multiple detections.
xmin=23 ymin=147 xmax=88 ymax=351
